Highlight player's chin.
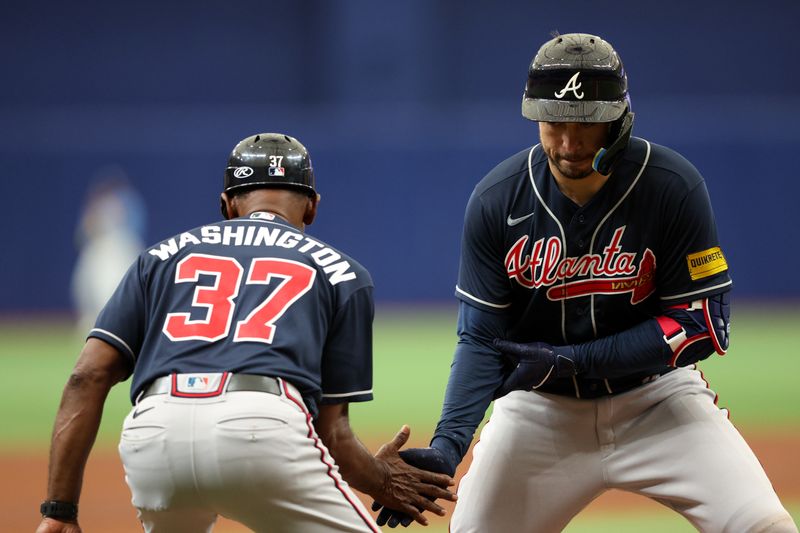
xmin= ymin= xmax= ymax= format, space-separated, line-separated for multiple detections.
xmin=555 ymin=159 xmax=595 ymax=180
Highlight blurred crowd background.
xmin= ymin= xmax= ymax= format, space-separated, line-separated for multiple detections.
xmin=1 ymin=0 xmax=798 ymax=314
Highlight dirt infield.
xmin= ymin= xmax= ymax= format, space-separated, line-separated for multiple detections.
xmin=11 ymin=430 xmax=798 ymax=532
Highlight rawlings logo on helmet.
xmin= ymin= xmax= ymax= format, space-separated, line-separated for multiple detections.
xmin=232 ymin=166 xmax=254 ymax=178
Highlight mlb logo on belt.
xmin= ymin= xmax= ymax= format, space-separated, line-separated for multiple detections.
xmin=171 ymin=372 xmax=228 ymax=397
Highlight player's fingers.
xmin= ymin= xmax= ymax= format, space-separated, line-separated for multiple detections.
xmin=371 ymin=500 xmax=382 ymax=512
xmin=388 ymin=514 xmax=401 ymax=528
xmin=492 ymin=338 xmax=524 ymax=357
xmin=400 ymin=515 xmax=414 ymax=527
xmin=375 ymin=507 xmax=391 ymax=526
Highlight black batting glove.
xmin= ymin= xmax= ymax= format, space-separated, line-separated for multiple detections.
xmin=493 ymin=339 xmax=578 ymax=398
xmin=371 ymin=446 xmax=458 ymax=528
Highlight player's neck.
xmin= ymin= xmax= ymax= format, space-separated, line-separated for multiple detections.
xmin=246 ymin=208 xmax=304 ymax=230
xmin=549 ymin=165 xmax=610 ymax=207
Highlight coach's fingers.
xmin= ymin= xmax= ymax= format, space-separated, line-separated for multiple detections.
xmin=393 ymin=502 xmax=428 ymax=526
xmin=411 ymin=468 xmax=456 ymax=490
xmin=415 ymin=481 xmax=458 ymax=501
xmin=382 ymin=425 xmax=411 ymax=453
xmin=411 ymin=494 xmax=447 ymax=517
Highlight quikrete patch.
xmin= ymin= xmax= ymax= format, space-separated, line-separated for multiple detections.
xmin=686 ymin=247 xmax=728 ymax=280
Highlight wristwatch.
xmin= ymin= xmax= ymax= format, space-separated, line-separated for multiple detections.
xmin=40 ymin=500 xmax=78 ymax=520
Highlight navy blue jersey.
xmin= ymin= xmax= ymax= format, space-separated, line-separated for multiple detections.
xmin=456 ymin=137 xmax=731 ymax=349
xmin=90 ymin=211 xmax=374 ymax=412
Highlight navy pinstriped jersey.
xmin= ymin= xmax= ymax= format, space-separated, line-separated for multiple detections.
xmin=90 ymin=211 xmax=374 ymax=413
xmin=456 ymin=137 xmax=731 ymax=351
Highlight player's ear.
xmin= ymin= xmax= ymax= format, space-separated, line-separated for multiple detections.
xmin=220 ymin=192 xmax=235 ymax=220
xmin=303 ymin=193 xmax=320 ymax=226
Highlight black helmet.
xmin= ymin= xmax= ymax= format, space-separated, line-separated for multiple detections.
xmin=224 ymin=133 xmax=316 ymax=197
xmin=522 ymin=33 xmax=634 ymax=174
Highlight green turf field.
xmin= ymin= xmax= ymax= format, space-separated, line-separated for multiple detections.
xmin=0 ymin=304 xmax=798 ymax=447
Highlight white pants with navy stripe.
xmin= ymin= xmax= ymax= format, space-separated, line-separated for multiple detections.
xmin=451 ymin=367 xmax=796 ymax=533
xmin=118 ymin=379 xmax=379 ymax=533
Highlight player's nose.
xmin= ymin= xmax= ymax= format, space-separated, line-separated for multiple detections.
xmin=559 ymin=124 xmax=585 ymax=152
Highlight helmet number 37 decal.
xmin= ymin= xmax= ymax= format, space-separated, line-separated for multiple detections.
xmin=268 ymin=155 xmax=285 ymax=177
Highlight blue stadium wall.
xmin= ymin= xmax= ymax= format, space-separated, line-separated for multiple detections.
xmin=1 ymin=0 xmax=798 ymax=311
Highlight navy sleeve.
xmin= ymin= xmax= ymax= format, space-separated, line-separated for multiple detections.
xmin=569 ymin=319 xmax=670 ymax=379
xmin=88 ymin=256 xmax=146 ymax=374
xmin=659 ymin=179 xmax=731 ymax=303
xmin=455 ymin=189 xmax=513 ymax=312
xmin=569 ymin=287 xmax=731 ymax=378
xmin=431 ymin=301 xmax=508 ymax=465
xmin=319 ymin=286 xmax=374 ymax=404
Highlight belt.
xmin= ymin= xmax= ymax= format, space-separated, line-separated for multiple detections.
xmin=536 ymin=367 xmax=676 ymax=399
xmin=141 ymin=373 xmax=281 ymax=400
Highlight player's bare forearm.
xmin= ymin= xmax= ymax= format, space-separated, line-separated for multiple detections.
xmin=41 ymin=339 xmax=129 ymax=515
xmin=315 ymin=404 xmax=456 ymax=525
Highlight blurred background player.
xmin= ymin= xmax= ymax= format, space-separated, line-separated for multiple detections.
xmin=70 ymin=168 xmax=146 ymax=335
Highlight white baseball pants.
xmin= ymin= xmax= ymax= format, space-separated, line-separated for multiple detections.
xmin=451 ymin=367 xmax=796 ymax=533
xmin=118 ymin=378 xmax=379 ymax=533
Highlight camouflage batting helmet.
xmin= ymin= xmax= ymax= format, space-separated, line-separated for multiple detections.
xmin=522 ymin=33 xmax=635 ymax=174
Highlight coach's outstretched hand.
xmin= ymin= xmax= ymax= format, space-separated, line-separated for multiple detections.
xmin=493 ymin=339 xmax=578 ymax=398
xmin=371 ymin=426 xmax=457 ymax=527
xmin=35 ymin=517 xmax=82 ymax=533
xmin=372 ymin=443 xmax=458 ymax=527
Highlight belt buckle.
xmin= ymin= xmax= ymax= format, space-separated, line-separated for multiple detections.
xmin=171 ymin=372 xmax=229 ymax=398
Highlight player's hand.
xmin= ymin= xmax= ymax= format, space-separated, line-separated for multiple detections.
xmin=35 ymin=517 xmax=82 ymax=533
xmin=371 ymin=445 xmax=458 ymax=528
xmin=371 ymin=426 xmax=457 ymax=527
xmin=493 ymin=339 xmax=578 ymax=398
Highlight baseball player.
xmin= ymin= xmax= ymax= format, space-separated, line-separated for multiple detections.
xmin=37 ymin=133 xmax=456 ymax=533
xmin=375 ymin=34 xmax=797 ymax=531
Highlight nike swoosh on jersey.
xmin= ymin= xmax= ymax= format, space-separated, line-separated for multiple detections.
xmin=132 ymin=406 xmax=155 ymax=419
xmin=506 ymin=212 xmax=535 ymax=226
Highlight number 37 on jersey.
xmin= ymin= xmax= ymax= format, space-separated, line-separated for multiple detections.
xmin=162 ymin=253 xmax=315 ymax=344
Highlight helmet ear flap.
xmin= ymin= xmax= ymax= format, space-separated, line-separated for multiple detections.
xmin=592 ymin=110 xmax=635 ymax=175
